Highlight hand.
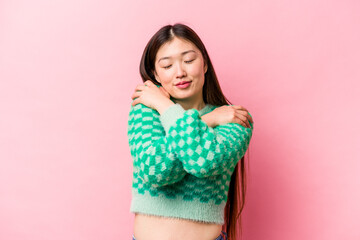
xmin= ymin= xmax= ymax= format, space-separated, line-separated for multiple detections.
xmin=201 ymin=105 xmax=254 ymax=128
xmin=131 ymin=80 xmax=173 ymax=112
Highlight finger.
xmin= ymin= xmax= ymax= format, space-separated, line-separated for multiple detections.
xmin=237 ymin=117 xmax=249 ymax=128
xmin=135 ymin=85 xmax=146 ymax=92
xmin=235 ymin=113 xmax=250 ymax=128
xmin=233 ymin=107 xmax=253 ymax=123
xmin=135 ymin=84 xmax=144 ymax=90
xmin=131 ymin=97 xmax=140 ymax=106
xmin=234 ymin=108 xmax=250 ymax=124
xmin=144 ymin=80 xmax=154 ymax=86
xmin=231 ymin=105 xmax=248 ymax=112
xmin=131 ymin=91 xmax=141 ymax=100
xmin=236 ymin=109 xmax=253 ymax=124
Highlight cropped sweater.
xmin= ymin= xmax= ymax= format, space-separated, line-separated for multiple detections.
xmin=127 ymin=100 xmax=254 ymax=224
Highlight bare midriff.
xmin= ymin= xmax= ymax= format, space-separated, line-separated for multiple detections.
xmin=133 ymin=213 xmax=223 ymax=240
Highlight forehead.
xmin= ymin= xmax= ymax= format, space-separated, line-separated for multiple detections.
xmin=156 ymin=37 xmax=199 ymax=61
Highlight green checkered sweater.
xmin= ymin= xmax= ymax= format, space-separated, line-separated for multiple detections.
xmin=127 ymin=100 xmax=253 ymax=224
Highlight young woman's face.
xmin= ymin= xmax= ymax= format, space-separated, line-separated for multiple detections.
xmin=153 ymin=37 xmax=207 ymax=102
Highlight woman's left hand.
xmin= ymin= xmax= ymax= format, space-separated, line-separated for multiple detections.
xmin=131 ymin=80 xmax=172 ymax=111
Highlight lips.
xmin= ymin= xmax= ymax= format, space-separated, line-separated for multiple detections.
xmin=176 ymin=81 xmax=191 ymax=86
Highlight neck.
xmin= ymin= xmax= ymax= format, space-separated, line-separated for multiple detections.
xmin=172 ymin=97 xmax=206 ymax=111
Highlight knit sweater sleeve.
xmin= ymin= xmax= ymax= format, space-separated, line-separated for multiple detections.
xmin=127 ymin=102 xmax=187 ymax=188
xmin=160 ymin=103 xmax=254 ymax=178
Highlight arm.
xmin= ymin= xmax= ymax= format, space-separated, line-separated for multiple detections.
xmin=127 ymin=102 xmax=187 ymax=188
xmin=159 ymin=103 xmax=254 ymax=178
xmin=200 ymin=114 xmax=217 ymax=128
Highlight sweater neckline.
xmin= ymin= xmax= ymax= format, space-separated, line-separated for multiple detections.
xmin=198 ymin=103 xmax=213 ymax=116
xmin=169 ymin=98 xmax=214 ymax=116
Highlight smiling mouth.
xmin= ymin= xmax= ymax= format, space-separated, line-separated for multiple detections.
xmin=175 ymin=81 xmax=191 ymax=89
xmin=176 ymin=81 xmax=191 ymax=86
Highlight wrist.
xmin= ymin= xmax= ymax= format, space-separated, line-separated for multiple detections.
xmin=201 ymin=114 xmax=216 ymax=128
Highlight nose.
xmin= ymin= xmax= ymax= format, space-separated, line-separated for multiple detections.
xmin=175 ymin=62 xmax=186 ymax=79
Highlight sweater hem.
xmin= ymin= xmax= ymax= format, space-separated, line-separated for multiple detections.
xmin=130 ymin=188 xmax=225 ymax=225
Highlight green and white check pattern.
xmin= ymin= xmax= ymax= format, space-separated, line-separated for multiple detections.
xmin=127 ymin=101 xmax=253 ymax=224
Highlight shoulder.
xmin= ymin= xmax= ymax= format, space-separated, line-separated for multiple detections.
xmin=129 ymin=102 xmax=160 ymax=117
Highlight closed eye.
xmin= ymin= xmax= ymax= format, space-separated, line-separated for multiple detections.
xmin=163 ymin=59 xmax=195 ymax=69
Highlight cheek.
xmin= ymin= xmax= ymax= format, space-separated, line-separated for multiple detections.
xmin=157 ymin=69 xmax=172 ymax=81
xmin=189 ymin=61 xmax=205 ymax=76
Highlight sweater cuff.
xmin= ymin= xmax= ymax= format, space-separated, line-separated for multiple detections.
xmin=159 ymin=103 xmax=186 ymax=134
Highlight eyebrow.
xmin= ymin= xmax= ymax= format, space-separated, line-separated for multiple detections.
xmin=158 ymin=50 xmax=196 ymax=63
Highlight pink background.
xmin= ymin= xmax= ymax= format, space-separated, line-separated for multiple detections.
xmin=1 ymin=0 xmax=359 ymax=239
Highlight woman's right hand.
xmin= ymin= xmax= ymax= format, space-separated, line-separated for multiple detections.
xmin=201 ymin=105 xmax=254 ymax=128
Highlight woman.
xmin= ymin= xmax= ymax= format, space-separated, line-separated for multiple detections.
xmin=127 ymin=23 xmax=254 ymax=240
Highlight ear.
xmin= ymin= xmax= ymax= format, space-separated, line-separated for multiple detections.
xmin=204 ymin=63 xmax=208 ymax=74
xmin=153 ymin=70 xmax=160 ymax=83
